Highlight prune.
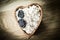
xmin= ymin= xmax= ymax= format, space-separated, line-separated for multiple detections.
xmin=18 ymin=19 xmax=26 ymax=28
xmin=18 ymin=10 xmax=24 ymax=18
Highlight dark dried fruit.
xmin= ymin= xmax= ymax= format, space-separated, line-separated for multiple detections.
xmin=18 ymin=10 xmax=24 ymax=18
xmin=18 ymin=19 xmax=26 ymax=28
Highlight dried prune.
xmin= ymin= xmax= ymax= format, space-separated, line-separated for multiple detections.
xmin=18 ymin=19 xmax=26 ymax=28
xmin=18 ymin=10 xmax=24 ymax=18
